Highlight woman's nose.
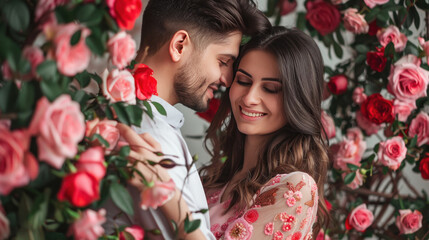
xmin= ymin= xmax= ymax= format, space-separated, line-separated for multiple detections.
xmin=242 ymin=86 xmax=261 ymax=105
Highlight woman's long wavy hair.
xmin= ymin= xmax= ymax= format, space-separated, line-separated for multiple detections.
xmin=200 ymin=26 xmax=330 ymax=234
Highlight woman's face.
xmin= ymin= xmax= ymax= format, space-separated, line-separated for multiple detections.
xmin=229 ymin=50 xmax=287 ymax=137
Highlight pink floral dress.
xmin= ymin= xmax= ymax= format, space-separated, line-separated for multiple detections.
xmin=207 ymin=172 xmax=318 ymax=240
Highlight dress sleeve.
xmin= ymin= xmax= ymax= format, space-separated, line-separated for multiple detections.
xmin=223 ymin=172 xmax=318 ymax=240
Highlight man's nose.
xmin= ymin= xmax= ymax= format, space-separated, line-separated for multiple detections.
xmin=220 ymin=68 xmax=233 ymax=87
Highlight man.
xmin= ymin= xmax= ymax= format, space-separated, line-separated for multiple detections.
xmin=105 ymin=0 xmax=270 ymax=239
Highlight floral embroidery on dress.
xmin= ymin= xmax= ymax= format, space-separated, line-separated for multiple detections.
xmin=211 ymin=223 xmax=220 ymax=232
xmin=296 ymin=205 xmax=302 ymax=214
xmin=225 ymin=218 xmax=253 ymax=240
xmin=207 ymin=190 xmax=222 ymax=204
xmin=243 ymin=209 xmax=259 ymax=223
xmin=265 ymin=222 xmax=274 ymax=235
xmin=273 ymin=230 xmax=284 ymax=240
xmin=253 ymin=187 xmax=278 ymax=207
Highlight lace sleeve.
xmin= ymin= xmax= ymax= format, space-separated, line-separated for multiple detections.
xmin=223 ymin=172 xmax=318 ymax=240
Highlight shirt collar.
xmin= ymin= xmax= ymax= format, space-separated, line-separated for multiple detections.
xmin=149 ymin=95 xmax=184 ymax=129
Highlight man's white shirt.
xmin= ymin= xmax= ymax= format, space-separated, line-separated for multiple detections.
xmin=104 ymin=96 xmax=215 ymax=240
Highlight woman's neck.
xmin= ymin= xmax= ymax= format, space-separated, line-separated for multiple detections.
xmin=241 ymin=135 xmax=268 ymax=173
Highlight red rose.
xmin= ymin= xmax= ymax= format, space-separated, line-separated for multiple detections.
xmin=327 ymin=74 xmax=348 ymax=95
xmin=106 ymin=0 xmax=142 ymax=30
xmin=419 ymin=154 xmax=429 ymax=179
xmin=133 ymin=64 xmax=158 ymax=100
xmin=366 ymin=47 xmax=387 ymax=72
xmin=368 ymin=21 xmax=381 ymax=36
xmin=360 ymin=93 xmax=394 ymax=124
xmin=325 ymin=199 xmax=332 ymax=211
xmin=278 ymin=0 xmax=297 ymax=16
xmin=57 ymin=172 xmax=100 ymax=207
xmin=196 ymin=98 xmax=220 ymax=122
xmin=306 ymin=0 xmax=341 ymax=36
xmin=243 ymin=209 xmax=259 ymax=223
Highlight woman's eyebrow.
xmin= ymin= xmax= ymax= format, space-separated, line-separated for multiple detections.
xmin=237 ymin=69 xmax=280 ymax=82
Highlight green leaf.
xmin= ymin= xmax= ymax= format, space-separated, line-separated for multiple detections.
xmin=3 ymin=0 xmax=29 ymax=32
xmin=75 ymin=71 xmax=91 ymax=88
xmin=335 ymin=28 xmax=344 ymax=45
xmin=152 ymin=101 xmax=167 ymax=116
xmin=374 ymin=143 xmax=380 ymax=153
xmin=75 ymin=4 xmax=103 ymax=26
xmin=14 ymin=227 xmax=45 ymax=240
xmin=124 ymin=105 xmax=143 ymax=126
xmin=142 ymin=100 xmax=153 ymax=119
xmin=110 ymin=182 xmax=134 ymax=216
xmin=343 ymin=171 xmax=356 ymax=185
xmin=40 ymin=80 xmax=63 ymax=102
xmin=347 ymin=163 xmax=359 ymax=171
xmin=86 ymin=33 xmax=105 ymax=56
xmin=0 ymin=81 xmax=19 ymax=112
xmin=121 ymin=231 xmax=136 ymax=240
xmin=408 ymin=135 xmax=418 ymax=148
xmin=70 ymin=29 xmax=82 ymax=46
xmin=184 ymin=214 xmax=201 ymax=233
xmin=365 ymin=8 xmax=380 ymax=22
xmin=265 ymin=0 xmax=279 ymax=17
xmin=333 ymin=42 xmax=343 ymax=58
xmin=355 ymin=44 xmax=369 ymax=54
xmin=376 ymin=9 xmax=390 ymax=22
xmin=37 ymin=60 xmax=58 ymax=81
xmin=55 ymin=6 xmax=73 ymax=23
xmin=112 ymin=103 xmax=131 ymax=125
xmin=119 ymin=145 xmax=130 ymax=157
xmin=88 ymin=133 xmax=110 ymax=148
xmin=384 ymin=42 xmax=395 ymax=57
xmin=355 ymin=54 xmax=366 ymax=64
xmin=29 ymin=189 xmax=50 ymax=229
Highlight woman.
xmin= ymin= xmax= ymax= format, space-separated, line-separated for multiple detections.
xmin=118 ymin=26 xmax=329 ymax=239
xmin=200 ymin=26 xmax=329 ymax=239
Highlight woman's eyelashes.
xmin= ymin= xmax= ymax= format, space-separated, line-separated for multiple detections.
xmin=236 ymin=77 xmax=282 ymax=93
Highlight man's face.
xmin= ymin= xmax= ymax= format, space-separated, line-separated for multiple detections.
xmin=174 ymin=31 xmax=242 ymax=112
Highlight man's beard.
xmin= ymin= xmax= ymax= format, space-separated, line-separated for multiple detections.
xmin=173 ymin=60 xmax=210 ymax=112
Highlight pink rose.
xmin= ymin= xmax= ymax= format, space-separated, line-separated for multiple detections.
xmin=418 ymin=37 xmax=429 ymax=64
xmin=388 ymin=55 xmax=429 ymax=102
xmin=1 ymin=61 xmax=13 ymax=80
xmin=346 ymin=127 xmax=365 ymax=143
xmin=394 ymin=99 xmax=416 ymax=122
xmin=0 ymin=127 xmax=38 ymax=195
xmin=0 ymin=202 xmax=10 ymax=240
xmin=85 ymin=118 xmax=120 ymax=153
xmin=29 ymin=95 xmax=85 ymax=169
xmin=52 ymin=23 xmax=91 ymax=76
xmin=343 ymin=8 xmax=368 ymax=34
xmin=352 ymin=87 xmax=367 ymax=105
xmin=408 ymin=112 xmax=429 ymax=146
xmin=377 ymin=136 xmax=407 ymax=170
xmin=321 ymin=110 xmax=336 ymax=139
xmin=119 ymin=225 xmax=145 ymax=240
xmin=377 ymin=26 xmax=408 ymax=52
xmin=316 ymin=229 xmax=331 ymax=240
xmin=348 ymin=204 xmax=374 ymax=232
xmin=102 ymin=69 xmax=136 ymax=104
xmin=35 ymin=0 xmax=68 ymax=21
xmin=356 ymin=111 xmax=381 ymax=135
xmin=342 ymin=170 xmax=363 ymax=189
xmin=332 ymin=139 xmax=365 ymax=171
xmin=140 ymin=179 xmax=175 ymax=210
xmin=395 ymin=209 xmax=423 ymax=234
xmin=0 ymin=119 xmax=11 ymax=129
xmin=22 ymin=46 xmax=44 ymax=80
xmin=68 ymin=209 xmax=106 ymax=240
xmin=107 ymin=31 xmax=136 ymax=69
xmin=364 ymin=0 xmax=389 ymax=8
xmin=76 ymin=147 xmax=106 ymax=181
xmin=327 ymin=74 xmax=348 ymax=95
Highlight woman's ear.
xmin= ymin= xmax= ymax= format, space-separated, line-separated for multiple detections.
xmin=169 ymin=30 xmax=192 ymax=62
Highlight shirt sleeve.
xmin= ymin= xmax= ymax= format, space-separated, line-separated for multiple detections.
xmin=223 ymin=172 xmax=318 ymax=240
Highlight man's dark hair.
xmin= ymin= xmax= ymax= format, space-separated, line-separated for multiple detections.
xmin=138 ymin=0 xmax=270 ymax=56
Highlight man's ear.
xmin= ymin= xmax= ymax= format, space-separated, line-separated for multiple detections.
xmin=169 ymin=30 xmax=192 ymax=62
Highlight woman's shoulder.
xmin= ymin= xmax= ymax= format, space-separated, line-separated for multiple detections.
xmin=263 ymin=171 xmax=316 ymax=189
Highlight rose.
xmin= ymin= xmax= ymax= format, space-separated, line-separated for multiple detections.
xmin=107 ymin=31 xmax=136 ymax=69
xmin=368 ymin=21 xmax=381 ymax=36
xmin=377 ymin=26 xmax=408 ymax=52
xmin=352 ymin=87 xmax=367 ymax=105
xmin=419 ymin=37 xmax=429 ymax=64
xmin=377 ymin=136 xmax=407 ymax=171
xmin=29 ymin=95 xmax=85 ymax=169
xmin=388 ymin=55 xmax=429 ymax=102
xmin=306 ymin=0 xmax=341 ymax=36
xmin=393 ymin=100 xmax=416 ymax=122
xmin=342 ymin=170 xmax=363 ymax=189
xmin=140 ymin=179 xmax=175 ymax=210
xmin=68 ymin=209 xmax=106 ymax=240
xmin=327 ymin=74 xmax=348 ymax=95
xmin=395 ymin=209 xmax=423 ymax=234
xmin=35 ymin=0 xmax=68 ymax=21
xmin=0 ymin=127 xmax=39 ymax=195
xmin=22 ymin=46 xmax=44 ymax=80
xmin=408 ymin=112 xmax=429 ymax=147
xmin=360 ymin=93 xmax=394 ymax=124
xmin=0 ymin=202 xmax=10 ymax=240
xmin=347 ymin=204 xmax=374 ymax=232
xmin=332 ymin=127 xmax=366 ymax=171
xmin=119 ymin=225 xmax=145 ymax=240
xmin=57 ymin=171 xmax=100 ymax=207
xmin=106 ymin=0 xmax=142 ymax=30
xmin=419 ymin=154 xmax=429 ymax=179
xmin=356 ymin=111 xmax=381 ymax=135
xmin=343 ymin=8 xmax=368 ymax=34
xmin=325 ymin=199 xmax=332 ymax=211
xmin=75 ymin=147 xmax=106 ymax=181
xmin=321 ymin=110 xmax=336 ymax=139
xmin=50 ymin=23 xmax=91 ymax=76
xmin=366 ymin=47 xmax=387 ymax=72
xmin=364 ymin=0 xmax=389 ymax=8
xmin=133 ymin=63 xmax=158 ymax=100
xmin=196 ymin=98 xmax=220 ymax=122
xmin=316 ymin=229 xmax=331 ymax=240
xmin=278 ymin=0 xmax=297 ymax=16
xmin=85 ymin=118 xmax=120 ymax=153
xmin=102 ymin=69 xmax=136 ymax=104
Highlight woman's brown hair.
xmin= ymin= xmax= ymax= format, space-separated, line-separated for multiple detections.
xmin=200 ymin=26 xmax=330 ymax=235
